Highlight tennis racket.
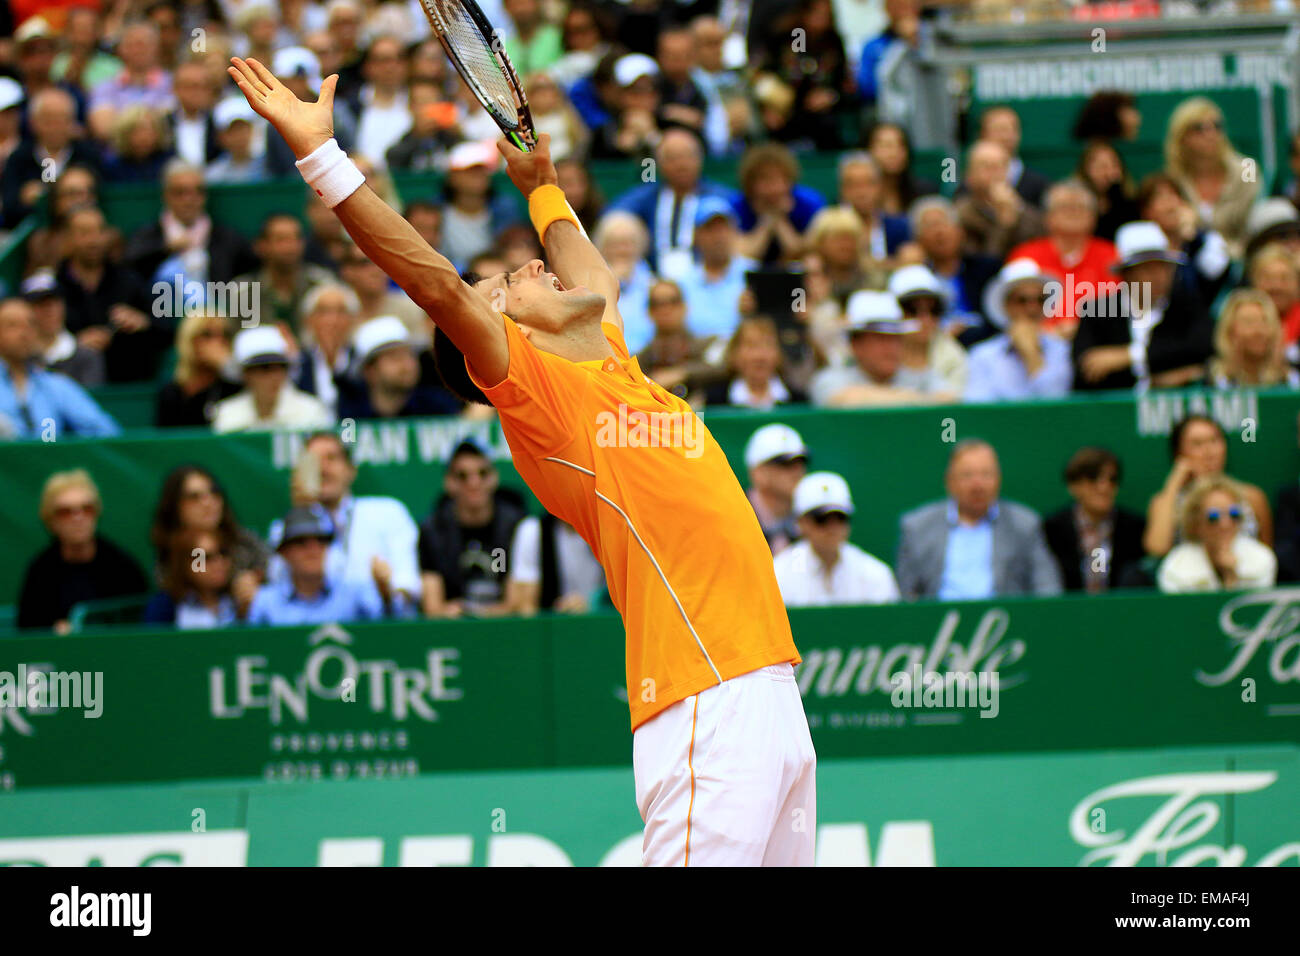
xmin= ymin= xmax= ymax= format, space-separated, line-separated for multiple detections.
xmin=419 ymin=0 xmax=537 ymax=151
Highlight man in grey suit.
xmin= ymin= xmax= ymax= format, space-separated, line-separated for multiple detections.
xmin=896 ymin=439 xmax=1062 ymax=600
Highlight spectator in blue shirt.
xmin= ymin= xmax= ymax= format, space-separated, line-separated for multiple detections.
xmin=965 ymin=258 xmax=1073 ymax=403
xmin=0 ymin=298 xmax=120 ymax=440
xmin=677 ymin=197 xmax=757 ymax=341
xmin=734 ymin=143 xmax=825 ymax=266
xmin=246 ymin=505 xmax=395 ymax=626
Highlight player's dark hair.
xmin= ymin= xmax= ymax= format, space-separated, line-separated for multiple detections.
xmin=432 ymin=270 xmax=493 ymax=406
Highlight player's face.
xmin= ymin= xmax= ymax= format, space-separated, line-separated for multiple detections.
xmin=474 ymin=260 xmax=605 ymax=336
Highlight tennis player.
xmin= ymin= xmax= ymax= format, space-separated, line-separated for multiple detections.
xmin=226 ymin=57 xmax=816 ymax=867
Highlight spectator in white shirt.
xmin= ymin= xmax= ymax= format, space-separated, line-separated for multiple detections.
xmin=1158 ymin=475 xmax=1277 ymax=593
xmin=212 ymin=326 xmax=333 ymax=433
xmin=168 ymin=60 xmax=218 ymax=166
xmin=773 ymin=471 xmax=900 ymax=606
xmin=267 ymin=431 xmax=422 ymax=610
xmin=353 ymin=35 xmax=411 ymax=170
xmin=505 ymin=513 xmax=605 ymax=614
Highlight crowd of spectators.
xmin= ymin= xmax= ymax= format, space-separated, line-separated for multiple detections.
xmin=3 ymin=1 xmax=1300 ymax=625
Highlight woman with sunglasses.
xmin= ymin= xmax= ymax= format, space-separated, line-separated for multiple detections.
xmin=143 ymin=527 xmax=246 ymax=628
xmin=17 ymin=469 xmax=149 ymax=632
xmin=964 ymin=258 xmax=1072 ymax=403
xmin=1163 ymin=97 xmax=1259 ymax=257
xmin=155 ymin=311 xmax=241 ymax=427
xmin=1157 ymin=476 xmax=1276 ymax=593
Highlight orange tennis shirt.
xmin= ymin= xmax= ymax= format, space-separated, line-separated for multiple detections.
xmin=468 ymin=314 xmax=800 ymax=730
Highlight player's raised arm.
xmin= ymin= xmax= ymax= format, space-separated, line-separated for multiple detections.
xmin=226 ymin=57 xmax=508 ymax=384
xmin=497 ymin=134 xmax=623 ymax=334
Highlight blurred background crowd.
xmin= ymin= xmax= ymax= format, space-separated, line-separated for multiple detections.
xmin=3 ymin=0 xmax=1300 ymax=632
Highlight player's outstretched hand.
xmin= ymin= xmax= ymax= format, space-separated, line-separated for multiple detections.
xmin=227 ymin=56 xmax=337 ymax=160
xmin=498 ymin=131 xmax=558 ymax=198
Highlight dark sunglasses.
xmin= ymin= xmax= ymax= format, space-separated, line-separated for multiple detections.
xmin=1205 ymin=506 xmax=1242 ymax=523
xmin=810 ymin=510 xmax=850 ymax=526
xmin=901 ymin=299 xmax=941 ymax=317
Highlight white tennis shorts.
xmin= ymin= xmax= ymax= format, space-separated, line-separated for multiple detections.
xmin=633 ymin=662 xmax=817 ymax=867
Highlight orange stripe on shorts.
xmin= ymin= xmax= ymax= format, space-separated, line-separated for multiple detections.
xmin=685 ymin=695 xmax=699 ymax=867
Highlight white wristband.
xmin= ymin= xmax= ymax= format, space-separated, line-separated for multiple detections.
xmin=295 ymin=138 xmax=365 ymax=209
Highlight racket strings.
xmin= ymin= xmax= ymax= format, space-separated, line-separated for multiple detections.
xmin=426 ymin=0 xmax=519 ymax=126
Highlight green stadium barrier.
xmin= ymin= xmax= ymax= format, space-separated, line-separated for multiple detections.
xmin=3 ymin=389 xmax=1297 ymax=610
xmin=1 ymin=588 xmax=1297 ymax=790
xmin=0 ymin=743 xmax=1295 ymax=865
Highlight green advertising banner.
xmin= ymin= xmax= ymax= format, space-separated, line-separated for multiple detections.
xmin=2 ymin=589 xmax=1299 ymax=790
xmin=1 ymin=745 xmax=1296 ymax=866
xmin=3 ymin=389 xmax=1297 ymax=610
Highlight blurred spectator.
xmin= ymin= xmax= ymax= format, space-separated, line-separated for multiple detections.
xmin=22 ymin=270 xmax=104 ymax=387
xmin=102 ymin=105 xmax=174 ymax=183
xmin=637 ymin=278 xmax=723 ymax=399
xmin=265 ymin=46 xmax=359 ymax=176
xmin=212 ymin=326 xmax=332 ymax=433
xmin=1075 ymin=140 xmax=1139 ymax=243
xmin=591 ymin=211 xmax=655 ymax=353
xmin=905 ymin=197 xmax=999 ymax=338
xmin=691 ymin=16 xmax=745 ymax=103
xmin=326 ymin=0 xmax=368 ymax=103
xmin=890 ymin=264 xmax=967 ymax=396
xmin=336 ymin=316 xmax=459 ymax=419
xmin=13 ymin=16 xmax=86 ymax=126
xmin=419 ymin=440 xmax=527 ymax=618
xmin=233 ymin=213 xmax=333 ymax=333
xmin=857 ymin=0 xmax=920 ymax=108
xmin=123 ymin=160 xmax=258 ymax=285
xmin=1072 ymin=221 xmax=1213 ymax=392
xmin=837 ymin=152 xmax=910 ymax=265
xmin=673 ymin=197 xmax=754 ymax=341
xmin=979 ymin=106 xmax=1051 ymax=209
xmin=809 ymin=290 xmax=948 ymax=407
xmin=293 ymin=283 xmax=360 ymax=416
xmin=656 ymin=26 xmax=725 ymax=153
xmin=438 ymin=140 xmax=521 ymax=271
xmin=88 ymin=21 xmax=175 ymax=142
xmin=145 ymin=527 xmax=246 ymax=627
xmin=52 ymin=8 xmax=124 ymax=93
xmin=735 ymin=143 xmax=824 ymax=265
xmin=23 ymin=165 xmax=109 ymax=274
xmin=704 ymin=316 xmax=806 ymax=409
xmin=352 ymin=35 xmax=410 ymax=170
xmin=1071 ymin=91 xmax=1141 ymax=144
xmin=1145 ymin=414 xmax=1273 ymax=557
xmin=896 ymin=439 xmax=1062 ymax=600
xmin=1006 ymin=180 xmax=1118 ymax=337
xmin=1137 ymin=172 xmax=1231 ymax=308
xmin=336 ymin=240 xmax=430 ymax=343
xmin=248 ymin=505 xmax=395 ymax=624
xmin=966 ymin=259 xmax=1071 ymax=403
xmin=1157 ymin=477 xmax=1277 ymax=594
xmin=551 ymin=2 xmax=614 ymax=90
xmin=303 ymin=187 xmax=348 ymax=269
xmin=278 ymin=0 xmax=330 ymax=44
xmin=867 ymin=121 xmax=938 ymax=217
xmin=504 ymin=513 xmax=605 ymax=614
xmin=1044 ymin=447 xmax=1147 ymax=593
xmin=154 ymin=311 xmax=240 ymax=427
xmin=385 ymin=79 xmax=459 ymax=172
xmin=57 ymin=205 xmax=161 ymax=383
xmin=744 ymin=423 xmax=809 ymax=554
xmin=0 ymin=88 xmax=100 ymax=228
xmin=168 ymin=60 xmax=220 ymax=167
xmin=955 ymin=140 xmax=1044 ymax=258
xmin=233 ymin=3 xmax=278 ymax=67
xmin=567 ymin=46 xmax=621 ymax=134
xmin=1164 ymin=96 xmax=1260 ymax=257
xmin=1247 ymin=245 xmax=1300 ymax=366
xmin=555 ymin=156 xmax=605 ymax=231
xmin=590 ymin=53 xmax=663 ymax=162
xmin=0 ymin=79 xmax=22 ymax=173
xmin=751 ymin=72 xmax=798 ymax=147
xmin=1206 ymin=289 xmax=1298 ymax=389
xmin=0 ymin=297 xmax=119 ymax=440
xmin=495 ymin=222 xmax=546 ymax=271
xmin=798 ymin=251 xmax=852 ymax=369
xmin=1276 ymin=130 xmax=1300 ymax=212
xmin=805 ymin=206 xmax=880 ymax=300
xmin=267 ymin=432 xmax=421 ymax=609
xmin=17 ymin=469 xmax=148 ymax=632
xmin=149 ymin=464 xmax=268 ymax=604
xmin=205 ymin=97 xmax=266 ymax=183
xmin=404 ymin=200 xmax=443 ymax=252
xmin=756 ymin=0 xmax=851 ymax=150
xmin=1244 ymin=198 xmax=1300 ymax=264
xmin=774 ymin=471 xmax=899 ymax=606
xmin=503 ymin=0 xmax=563 ymax=76
xmin=609 ymin=128 xmax=733 ymax=276
xmin=1275 ymin=416 xmax=1300 ymax=582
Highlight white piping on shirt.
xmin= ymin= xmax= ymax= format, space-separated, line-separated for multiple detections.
xmin=542 ymin=455 xmax=722 ymax=684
